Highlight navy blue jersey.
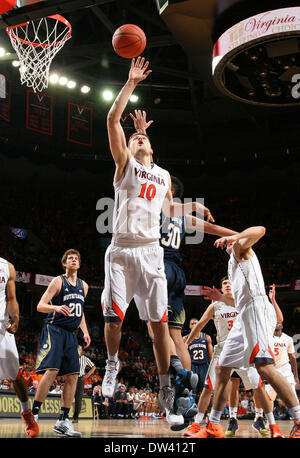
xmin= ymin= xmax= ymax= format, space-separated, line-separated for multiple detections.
xmin=160 ymin=214 xmax=185 ymax=264
xmin=188 ymin=332 xmax=209 ymax=366
xmin=44 ymin=275 xmax=85 ymax=332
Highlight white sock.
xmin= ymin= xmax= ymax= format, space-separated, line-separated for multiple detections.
xmin=209 ymin=409 xmax=222 ymax=425
xmin=290 ymin=405 xmax=300 ymax=422
xmin=108 ymin=352 xmax=118 ymax=363
xmin=159 ymin=374 xmax=170 ymax=388
xmin=20 ymin=400 xmax=31 ymax=413
xmin=229 ymin=407 xmax=237 ymax=419
xmin=195 ymin=412 xmax=204 ymax=423
xmin=255 ymin=408 xmax=263 ymax=420
xmin=265 ymin=412 xmax=275 ymax=425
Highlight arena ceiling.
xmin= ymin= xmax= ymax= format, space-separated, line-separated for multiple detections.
xmin=0 ymin=0 xmax=300 ymax=171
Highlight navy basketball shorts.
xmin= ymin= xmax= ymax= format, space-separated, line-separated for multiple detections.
xmin=192 ymin=363 xmax=209 ymax=395
xmin=164 ymin=260 xmax=186 ymax=329
xmin=35 ymin=324 xmax=80 ymax=376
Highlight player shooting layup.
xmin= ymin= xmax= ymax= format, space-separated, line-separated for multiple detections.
xmin=101 ymin=57 xmax=206 ymax=426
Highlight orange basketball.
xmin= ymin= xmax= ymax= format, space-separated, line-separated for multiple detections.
xmin=112 ymin=24 xmax=146 ymax=59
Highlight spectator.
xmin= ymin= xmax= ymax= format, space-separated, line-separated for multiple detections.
xmin=28 ymin=379 xmax=39 ymax=395
xmin=113 ymin=385 xmax=129 ymax=418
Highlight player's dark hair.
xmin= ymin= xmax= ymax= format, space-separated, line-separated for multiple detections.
xmin=171 ymin=176 xmax=184 ymax=199
xmin=61 ymin=249 xmax=81 ymax=268
xmin=189 ymin=317 xmax=198 ymax=324
xmin=220 ymin=276 xmax=229 ymax=287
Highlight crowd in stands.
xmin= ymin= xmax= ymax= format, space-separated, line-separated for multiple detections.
xmin=0 ymin=186 xmax=299 ymax=290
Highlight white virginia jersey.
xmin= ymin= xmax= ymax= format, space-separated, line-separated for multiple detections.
xmin=228 ymin=248 xmax=267 ymax=312
xmin=213 ymin=301 xmax=239 ymax=345
xmin=112 ymin=156 xmax=169 ymax=246
xmin=273 ymin=332 xmax=295 ymax=368
xmin=0 ymin=257 xmax=9 ymax=322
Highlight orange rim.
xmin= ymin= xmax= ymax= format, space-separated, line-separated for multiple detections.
xmin=7 ymin=14 xmax=72 ymax=48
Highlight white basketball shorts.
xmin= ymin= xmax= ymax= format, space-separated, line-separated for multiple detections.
xmin=101 ymin=243 xmax=168 ymax=322
xmin=265 ymin=363 xmax=297 ymax=401
xmin=205 ymin=343 xmax=261 ymax=391
xmin=0 ymin=324 xmax=20 ymax=380
xmin=219 ymin=296 xmax=276 ymax=369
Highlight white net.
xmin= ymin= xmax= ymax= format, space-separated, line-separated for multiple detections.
xmin=7 ymin=15 xmax=72 ymax=93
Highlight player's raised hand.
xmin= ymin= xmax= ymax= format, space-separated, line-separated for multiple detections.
xmin=214 ymin=234 xmax=237 ymax=250
xmin=269 ymin=283 xmax=276 ymax=302
xmin=202 ymin=286 xmax=222 ymax=302
xmin=129 ymin=109 xmax=154 ymax=134
xmin=128 ymin=57 xmax=152 ymax=84
xmin=205 ymin=209 xmax=215 ymax=223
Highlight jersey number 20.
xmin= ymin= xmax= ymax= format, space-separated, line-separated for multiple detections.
xmin=69 ymin=303 xmax=82 ymax=317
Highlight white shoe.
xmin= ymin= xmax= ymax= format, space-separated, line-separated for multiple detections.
xmin=158 ymin=386 xmax=184 ymax=427
xmin=166 ymin=409 xmax=184 ymax=427
xmin=53 ymin=418 xmax=82 ymax=437
xmin=102 ymin=359 xmax=120 ymax=398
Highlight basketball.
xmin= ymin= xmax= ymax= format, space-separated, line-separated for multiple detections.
xmin=112 ymin=24 xmax=146 ymax=59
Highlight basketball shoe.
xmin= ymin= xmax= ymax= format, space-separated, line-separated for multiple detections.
xmin=225 ymin=417 xmax=239 ymax=437
xmin=252 ymin=416 xmax=270 ymax=436
xmin=184 ymin=421 xmax=201 ymax=437
xmin=175 ymin=369 xmax=198 ymax=397
xmin=21 ymin=409 xmax=39 ymax=438
xmin=102 ymin=359 xmax=120 ymax=398
xmin=158 ymin=386 xmax=184 ymax=427
xmin=289 ymin=420 xmax=300 ymax=438
xmin=53 ymin=418 xmax=82 ymax=437
xmin=193 ymin=421 xmax=225 ymax=438
xmin=269 ymin=424 xmax=284 ymax=438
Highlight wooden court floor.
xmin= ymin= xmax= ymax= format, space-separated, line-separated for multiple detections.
xmin=0 ymin=417 xmax=295 ymax=439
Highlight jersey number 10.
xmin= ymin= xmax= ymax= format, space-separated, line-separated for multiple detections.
xmin=138 ymin=183 xmax=156 ymax=200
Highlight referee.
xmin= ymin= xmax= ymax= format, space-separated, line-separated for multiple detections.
xmin=72 ymin=345 xmax=96 ymax=423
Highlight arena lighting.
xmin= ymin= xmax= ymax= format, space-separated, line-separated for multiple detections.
xmin=58 ymin=76 xmax=68 ymax=86
xmin=12 ymin=60 xmax=20 ymax=67
xmin=213 ymin=5 xmax=300 ymax=106
xmin=130 ymin=94 xmax=139 ymax=103
xmin=0 ymin=48 xmax=5 ymax=57
xmin=81 ymin=85 xmax=90 ymax=94
xmin=67 ymin=80 xmax=76 ymax=89
xmin=49 ymin=73 xmax=59 ymax=84
xmin=102 ymin=89 xmax=113 ymax=101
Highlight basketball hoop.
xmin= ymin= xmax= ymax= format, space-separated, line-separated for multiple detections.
xmin=7 ymin=15 xmax=72 ymax=93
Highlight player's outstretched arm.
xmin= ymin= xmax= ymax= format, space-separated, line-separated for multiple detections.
xmin=185 ymin=304 xmax=214 ymax=346
xmin=107 ymin=58 xmax=152 ymax=174
xmin=214 ymin=226 xmax=266 ymax=257
xmin=202 ymin=285 xmax=235 ymax=307
xmin=268 ymin=283 xmax=283 ymax=323
xmin=162 ymin=174 xmax=214 ymax=219
xmin=185 ymin=215 xmax=237 ymax=237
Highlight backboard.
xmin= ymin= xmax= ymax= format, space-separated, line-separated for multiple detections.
xmin=0 ymin=0 xmax=115 ymax=29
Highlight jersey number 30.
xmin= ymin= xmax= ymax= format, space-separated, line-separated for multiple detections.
xmin=161 ymin=223 xmax=181 ymax=250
